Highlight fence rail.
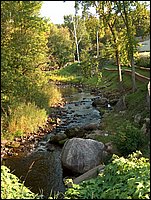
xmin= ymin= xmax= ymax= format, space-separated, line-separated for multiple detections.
xmin=104 ymin=68 xmax=150 ymax=83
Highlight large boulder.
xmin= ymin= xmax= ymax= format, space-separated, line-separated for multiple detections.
xmin=61 ymin=138 xmax=105 ymax=174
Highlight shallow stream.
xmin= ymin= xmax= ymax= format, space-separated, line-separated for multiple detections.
xmin=2 ymin=83 xmax=102 ymax=198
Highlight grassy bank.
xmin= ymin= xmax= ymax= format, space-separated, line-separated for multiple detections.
xmin=2 ymin=62 xmax=150 ymax=199
xmin=1 ymin=82 xmax=63 ymax=141
xmin=48 ymin=62 xmax=150 ymax=157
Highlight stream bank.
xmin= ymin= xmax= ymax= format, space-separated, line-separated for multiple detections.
xmin=2 ymin=80 xmax=150 ymax=198
xmin=2 ymin=82 xmax=109 ymax=198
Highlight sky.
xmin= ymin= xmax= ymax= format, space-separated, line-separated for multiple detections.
xmin=40 ymin=1 xmax=96 ymax=24
xmin=40 ymin=1 xmax=78 ymax=24
xmin=40 ymin=1 xmax=150 ymax=24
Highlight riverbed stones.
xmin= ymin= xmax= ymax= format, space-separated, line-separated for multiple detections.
xmin=48 ymin=131 xmax=67 ymax=143
xmin=64 ymin=127 xmax=86 ymax=138
xmin=61 ymin=138 xmax=105 ymax=174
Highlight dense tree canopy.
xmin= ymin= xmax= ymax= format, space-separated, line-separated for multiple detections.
xmin=1 ymin=1 xmax=49 ymax=112
xmin=47 ymin=24 xmax=74 ymax=68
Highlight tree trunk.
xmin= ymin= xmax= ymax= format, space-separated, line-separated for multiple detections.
xmin=96 ymin=30 xmax=99 ymax=58
xmin=73 ymin=16 xmax=80 ymax=62
xmin=122 ymin=1 xmax=137 ymax=92
xmin=108 ymin=23 xmax=122 ymax=83
xmin=130 ymin=51 xmax=137 ymax=92
xmin=116 ymin=49 xmax=122 ymax=82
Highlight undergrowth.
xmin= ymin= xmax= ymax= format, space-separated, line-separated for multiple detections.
xmin=1 ymin=165 xmax=39 ymax=199
xmin=64 ymin=151 xmax=150 ymax=199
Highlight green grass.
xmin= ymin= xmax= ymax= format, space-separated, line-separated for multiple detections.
xmin=48 ymin=63 xmax=83 ymax=84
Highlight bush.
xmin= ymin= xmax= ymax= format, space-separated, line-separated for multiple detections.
xmin=1 ymin=165 xmax=39 ymax=199
xmin=64 ymin=151 xmax=150 ymax=199
xmin=135 ymin=54 xmax=150 ymax=68
xmin=113 ymin=120 xmax=147 ymax=156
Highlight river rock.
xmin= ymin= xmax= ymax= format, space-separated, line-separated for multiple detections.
xmin=114 ymin=95 xmax=127 ymax=112
xmin=134 ymin=114 xmax=141 ymax=124
xmin=92 ymin=97 xmax=108 ymax=108
xmin=141 ymin=118 xmax=150 ymax=135
xmin=82 ymin=122 xmax=100 ymax=131
xmin=85 ymin=130 xmax=109 ymax=139
xmin=61 ymin=138 xmax=105 ymax=174
xmin=48 ymin=132 xmax=67 ymax=143
xmin=109 ymin=98 xmax=119 ymax=106
xmin=65 ymin=127 xmax=86 ymax=138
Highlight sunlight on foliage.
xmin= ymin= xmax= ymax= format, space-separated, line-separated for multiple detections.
xmin=64 ymin=151 xmax=150 ymax=199
xmin=7 ymin=102 xmax=47 ymax=137
xmin=1 ymin=165 xmax=39 ymax=199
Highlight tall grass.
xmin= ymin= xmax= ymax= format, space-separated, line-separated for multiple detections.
xmin=7 ymin=102 xmax=47 ymax=137
xmin=1 ymin=82 xmax=63 ymax=140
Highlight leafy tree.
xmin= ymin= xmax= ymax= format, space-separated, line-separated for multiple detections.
xmin=1 ymin=1 xmax=49 ymax=105
xmin=47 ymin=24 xmax=74 ymax=68
xmin=64 ymin=14 xmax=91 ymax=63
xmin=114 ymin=1 xmax=135 ymax=92
xmin=76 ymin=1 xmax=150 ymax=91
xmin=1 ymin=1 xmax=50 ymax=136
xmin=132 ymin=2 xmax=150 ymax=38
xmin=84 ymin=14 xmax=100 ymax=57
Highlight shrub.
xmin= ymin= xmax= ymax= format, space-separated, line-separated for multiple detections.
xmin=113 ymin=120 xmax=147 ymax=156
xmin=1 ymin=165 xmax=39 ymax=199
xmin=64 ymin=151 xmax=150 ymax=199
xmin=135 ymin=53 xmax=150 ymax=68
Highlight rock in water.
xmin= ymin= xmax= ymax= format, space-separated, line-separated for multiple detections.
xmin=61 ymin=138 xmax=105 ymax=174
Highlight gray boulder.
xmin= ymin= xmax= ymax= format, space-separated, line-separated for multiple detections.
xmin=134 ymin=114 xmax=141 ymax=124
xmin=61 ymin=138 xmax=105 ymax=174
xmin=114 ymin=95 xmax=127 ymax=112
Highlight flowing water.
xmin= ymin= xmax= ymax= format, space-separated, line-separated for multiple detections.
xmin=2 ymin=83 xmax=102 ymax=198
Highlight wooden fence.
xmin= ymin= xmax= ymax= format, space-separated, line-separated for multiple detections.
xmin=104 ymin=68 xmax=150 ymax=83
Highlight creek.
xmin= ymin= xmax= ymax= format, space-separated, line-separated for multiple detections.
xmin=2 ymin=83 xmax=102 ymax=198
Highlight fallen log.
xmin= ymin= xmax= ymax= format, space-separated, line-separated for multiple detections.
xmin=73 ymin=164 xmax=105 ymax=184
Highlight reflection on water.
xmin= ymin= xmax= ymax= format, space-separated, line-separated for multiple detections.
xmin=3 ymin=145 xmax=65 ymax=198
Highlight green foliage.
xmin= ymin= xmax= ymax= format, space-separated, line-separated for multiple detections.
xmin=135 ymin=53 xmax=150 ymax=68
xmin=1 ymin=1 xmax=55 ymax=140
xmin=64 ymin=151 xmax=150 ymax=199
xmin=48 ymin=24 xmax=74 ymax=68
xmin=1 ymin=165 xmax=39 ymax=199
xmin=113 ymin=121 xmax=147 ymax=156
